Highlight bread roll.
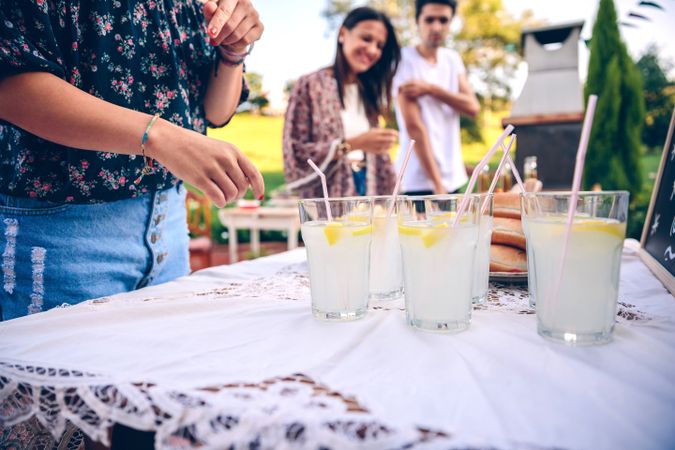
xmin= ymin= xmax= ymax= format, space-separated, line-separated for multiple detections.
xmin=490 ymin=244 xmax=527 ymax=272
xmin=493 ymin=192 xmax=521 ymax=219
xmin=491 ymin=217 xmax=526 ymax=250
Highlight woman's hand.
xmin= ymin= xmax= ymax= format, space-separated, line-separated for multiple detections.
xmin=346 ymin=128 xmax=398 ymax=155
xmin=148 ymin=120 xmax=264 ymax=207
xmin=202 ymin=0 xmax=264 ymax=52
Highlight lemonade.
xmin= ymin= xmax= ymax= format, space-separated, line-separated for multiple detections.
xmin=301 ymin=220 xmax=372 ymax=320
xmin=399 ymin=220 xmax=479 ymax=332
xmin=369 ymin=197 xmax=405 ymax=300
xmin=521 ymin=217 xmax=537 ymax=308
xmin=526 ymin=216 xmax=626 ymax=343
xmin=299 ymin=198 xmax=373 ymax=321
xmin=472 ymin=215 xmax=493 ymax=304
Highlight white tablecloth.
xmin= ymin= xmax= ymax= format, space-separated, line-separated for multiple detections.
xmin=1 ymin=240 xmax=674 ymax=449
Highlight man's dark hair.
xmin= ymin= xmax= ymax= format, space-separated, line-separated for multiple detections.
xmin=415 ymin=0 xmax=457 ymax=20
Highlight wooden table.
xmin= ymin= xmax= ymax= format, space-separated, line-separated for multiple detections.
xmin=217 ymin=206 xmax=300 ymax=263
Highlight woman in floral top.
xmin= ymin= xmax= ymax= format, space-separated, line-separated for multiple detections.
xmin=283 ymin=7 xmax=399 ymax=199
xmin=0 ymin=0 xmax=265 ymax=321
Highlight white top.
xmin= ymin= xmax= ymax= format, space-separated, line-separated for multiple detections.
xmin=393 ymin=46 xmax=468 ymax=192
xmin=340 ymin=83 xmax=369 ymax=163
xmin=1 ymin=241 xmax=674 ymax=449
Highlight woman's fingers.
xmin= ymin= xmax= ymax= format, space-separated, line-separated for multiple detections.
xmin=224 ymin=163 xmax=250 ymax=199
xmin=209 ymin=168 xmax=239 ymax=205
xmin=206 ymin=0 xmax=262 ymax=48
xmin=206 ymin=0 xmax=238 ymax=40
xmin=211 ymin=3 xmax=246 ymax=45
xmin=232 ymin=24 xmax=263 ymax=49
xmin=237 ymin=153 xmax=265 ymax=199
xmin=202 ymin=1 xmax=218 ymax=23
xmin=360 ymin=129 xmax=397 ymax=154
xmin=199 ymin=178 xmax=227 ymax=208
xmin=377 ymin=129 xmax=397 ymax=143
xmin=220 ymin=19 xmax=260 ymax=47
xmin=208 ymin=144 xmax=261 ymax=203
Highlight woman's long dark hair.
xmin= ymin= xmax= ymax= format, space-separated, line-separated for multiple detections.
xmin=333 ymin=7 xmax=401 ymax=122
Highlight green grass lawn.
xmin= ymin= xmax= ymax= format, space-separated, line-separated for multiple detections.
xmin=207 ymin=111 xmax=513 ymax=195
xmin=208 ymin=113 xmax=284 ymax=173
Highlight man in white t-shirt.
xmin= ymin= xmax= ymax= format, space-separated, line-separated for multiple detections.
xmin=393 ymin=0 xmax=480 ymax=195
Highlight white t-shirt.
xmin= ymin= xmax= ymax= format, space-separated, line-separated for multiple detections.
xmin=393 ymin=46 xmax=468 ymax=193
xmin=340 ymin=83 xmax=369 ymax=164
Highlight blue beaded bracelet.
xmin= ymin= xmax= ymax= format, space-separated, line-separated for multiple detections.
xmin=134 ymin=113 xmax=160 ymax=185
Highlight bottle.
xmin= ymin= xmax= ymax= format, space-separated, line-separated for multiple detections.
xmin=524 ymin=156 xmax=538 ymax=180
xmin=477 ymin=164 xmax=491 ymax=192
xmin=500 ymin=163 xmax=513 ymax=192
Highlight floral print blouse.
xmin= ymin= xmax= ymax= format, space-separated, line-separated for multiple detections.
xmin=0 ymin=0 xmax=246 ymax=203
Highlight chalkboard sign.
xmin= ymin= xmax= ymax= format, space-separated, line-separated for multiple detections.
xmin=640 ymin=108 xmax=675 ymax=295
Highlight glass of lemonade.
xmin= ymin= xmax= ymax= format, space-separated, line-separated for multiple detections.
xmin=299 ymin=197 xmax=373 ymax=321
xmin=472 ymin=193 xmax=494 ymax=304
xmin=522 ymin=191 xmax=629 ymax=345
xmin=369 ymin=196 xmax=406 ymax=300
xmin=399 ymin=195 xmax=480 ymax=332
xmin=522 ymin=216 xmax=537 ymax=309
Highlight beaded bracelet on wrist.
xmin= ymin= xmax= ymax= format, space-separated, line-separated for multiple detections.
xmin=133 ymin=113 xmax=160 ymax=185
xmin=215 ymin=43 xmax=254 ymax=69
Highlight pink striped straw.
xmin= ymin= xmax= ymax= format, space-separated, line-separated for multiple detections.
xmin=307 ymin=159 xmax=332 ymax=222
xmin=550 ymin=95 xmax=598 ymax=308
xmin=481 ymin=135 xmax=516 ymax=215
xmin=453 ymin=124 xmax=515 ymax=227
xmin=387 ymin=139 xmax=416 ymax=217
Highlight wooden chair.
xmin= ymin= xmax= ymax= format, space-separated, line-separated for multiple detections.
xmin=186 ymin=189 xmax=214 ymax=271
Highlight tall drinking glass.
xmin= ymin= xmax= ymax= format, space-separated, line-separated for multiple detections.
xmin=521 ymin=213 xmax=537 ymax=308
xmin=522 ymin=191 xmax=629 ymax=345
xmin=299 ymin=198 xmax=373 ymax=321
xmin=399 ymin=195 xmax=480 ymax=332
xmin=369 ymin=196 xmax=406 ymax=300
xmin=472 ymin=193 xmax=494 ymax=304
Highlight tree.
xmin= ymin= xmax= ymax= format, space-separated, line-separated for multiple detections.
xmin=453 ymin=0 xmax=534 ymax=100
xmin=244 ymin=72 xmax=269 ymax=114
xmin=584 ymin=0 xmax=644 ymax=199
xmin=283 ymin=79 xmax=297 ymax=102
xmin=637 ymin=44 xmax=675 ymax=151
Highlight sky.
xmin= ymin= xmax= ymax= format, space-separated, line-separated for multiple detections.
xmin=245 ymin=0 xmax=675 ymax=110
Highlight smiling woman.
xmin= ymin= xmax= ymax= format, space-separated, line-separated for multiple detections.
xmin=282 ymin=7 xmax=401 ymax=199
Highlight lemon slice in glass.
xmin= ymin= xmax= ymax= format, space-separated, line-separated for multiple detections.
xmin=398 ymin=225 xmax=423 ymax=236
xmin=574 ymin=219 xmax=625 ymax=240
xmin=323 ymin=222 xmax=344 ymax=246
xmin=421 ymin=222 xmax=449 ymax=248
xmin=352 ymin=225 xmax=372 ymax=237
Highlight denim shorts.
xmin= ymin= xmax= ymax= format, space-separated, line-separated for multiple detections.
xmin=0 ymin=185 xmax=190 ymax=321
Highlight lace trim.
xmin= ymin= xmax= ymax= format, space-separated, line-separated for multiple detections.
xmin=0 ymin=362 xmax=453 ymax=449
xmin=0 ymin=415 xmax=84 ymax=450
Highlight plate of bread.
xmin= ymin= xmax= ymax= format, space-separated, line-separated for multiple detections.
xmin=490 ymin=192 xmax=528 ymax=283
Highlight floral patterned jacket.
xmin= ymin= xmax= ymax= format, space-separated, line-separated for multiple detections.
xmin=0 ymin=0 xmax=246 ymax=204
xmin=282 ymin=68 xmax=395 ymax=199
